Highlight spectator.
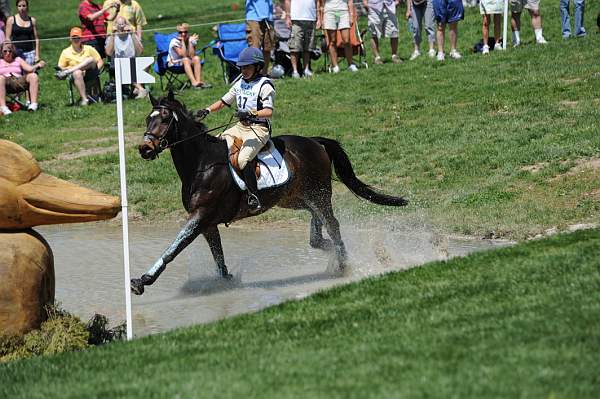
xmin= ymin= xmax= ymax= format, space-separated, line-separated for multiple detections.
xmin=104 ymin=0 xmax=147 ymax=42
xmin=0 ymin=1 xmax=9 ymax=25
xmin=322 ymin=0 xmax=358 ymax=73
xmin=510 ymin=0 xmax=547 ymax=45
xmin=284 ymin=0 xmax=320 ymax=78
xmin=0 ymin=41 xmax=44 ymax=114
xmin=246 ymin=0 xmax=275 ymax=75
xmin=79 ymin=0 xmax=118 ymax=59
xmin=559 ymin=0 xmax=586 ymax=39
xmin=168 ymin=22 xmax=211 ymax=89
xmin=432 ymin=0 xmax=464 ymax=60
xmin=5 ymin=0 xmax=40 ymax=65
xmin=480 ymin=0 xmax=503 ymax=54
xmin=105 ymin=16 xmax=147 ymax=98
xmin=364 ymin=0 xmax=400 ymax=64
xmin=56 ymin=27 xmax=104 ymax=106
xmin=406 ymin=0 xmax=436 ymax=60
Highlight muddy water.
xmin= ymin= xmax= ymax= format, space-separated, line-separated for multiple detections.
xmin=37 ymin=217 xmax=511 ymax=337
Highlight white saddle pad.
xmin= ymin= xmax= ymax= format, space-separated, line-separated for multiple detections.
xmin=229 ymin=141 xmax=290 ymax=191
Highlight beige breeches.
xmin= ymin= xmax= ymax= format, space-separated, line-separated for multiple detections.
xmin=221 ymin=122 xmax=270 ymax=169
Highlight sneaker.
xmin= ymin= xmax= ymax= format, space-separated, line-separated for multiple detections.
xmin=449 ymin=49 xmax=462 ymax=59
xmin=436 ymin=52 xmax=445 ymax=61
xmin=391 ymin=54 xmax=402 ymax=64
xmin=55 ymin=69 xmax=70 ymax=80
xmin=374 ymin=56 xmax=383 ymax=65
xmin=27 ymin=102 xmax=38 ymax=111
xmin=303 ymin=68 xmax=313 ymax=77
xmin=0 ymin=105 xmax=12 ymax=115
xmin=292 ymin=71 xmax=301 ymax=79
xmin=135 ymin=89 xmax=148 ymax=99
xmin=80 ymin=99 xmax=89 ymax=107
xmin=348 ymin=64 xmax=358 ymax=72
xmin=536 ymin=36 xmax=548 ymax=44
xmin=409 ymin=50 xmax=421 ymax=61
xmin=330 ymin=65 xmax=340 ymax=74
xmin=482 ymin=44 xmax=490 ymax=55
xmin=428 ymin=48 xmax=437 ymax=58
xmin=494 ymin=42 xmax=505 ymax=51
xmin=513 ymin=38 xmax=521 ymax=46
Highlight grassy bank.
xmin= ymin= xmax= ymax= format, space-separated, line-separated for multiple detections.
xmin=1 ymin=228 xmax=599 ymax=398
xmin=0 ymin=1 xmax=599 ymax=239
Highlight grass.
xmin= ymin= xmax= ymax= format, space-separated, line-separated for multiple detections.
xmin=1 ymin=227 xmax=599 ymax=398
xmin=1 ymin=1 xmax=599 ymax=238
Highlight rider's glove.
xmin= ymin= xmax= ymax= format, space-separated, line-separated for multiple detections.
xmin=196 ymin=108 xmax=210 ymax=121
xmin=235 ymin=109 xmax=257 ymax=123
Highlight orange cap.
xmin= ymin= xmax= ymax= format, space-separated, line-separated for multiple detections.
xmin=69 ymin=27 xmax=83 ymax=37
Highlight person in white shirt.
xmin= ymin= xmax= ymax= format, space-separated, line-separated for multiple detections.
xmin=321 ymin=0 xmax=358 ymax=73
xmin=284 ymin=0 xmax=321 ymax=78
xmin=167 ymin=22 xmax=211 ymax=89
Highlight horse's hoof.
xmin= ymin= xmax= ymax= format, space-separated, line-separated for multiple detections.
xmin=131 ymin=278 xmax=145 ymax=295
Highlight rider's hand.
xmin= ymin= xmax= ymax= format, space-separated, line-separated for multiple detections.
xmin=235 ymin=109 xmax=257 ymax=122
xmin=196 ymin=108 xmax=210 ymax=120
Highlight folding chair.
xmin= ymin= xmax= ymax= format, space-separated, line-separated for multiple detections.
xmin=64 ymin=67 xmax=104 ymax=106
xmin=6 ymin=79 xmax=31 ymax=111
xmin=322 ymin=15 xmax=368 ymax=71
xmin=211 ymin=23 xmax=248 ymax=84
xmin=153 ymin=32 xmax=211 ymax=92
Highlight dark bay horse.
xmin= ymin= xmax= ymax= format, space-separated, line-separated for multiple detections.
xmin=131 ymin=92 xmax=407 ymax=295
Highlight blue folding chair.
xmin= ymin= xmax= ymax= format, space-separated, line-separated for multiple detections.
xmin=211 ymin=23 xmax=248 ymax=84
xmin=153 ymin=32 xmax=212 ymax=92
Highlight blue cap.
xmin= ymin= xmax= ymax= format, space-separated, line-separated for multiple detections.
xmin=237 ymin=47 xmax=264 ymax=67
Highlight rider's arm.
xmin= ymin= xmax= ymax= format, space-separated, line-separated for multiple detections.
xmin=206 ymin=100 xmax=228 ymax=113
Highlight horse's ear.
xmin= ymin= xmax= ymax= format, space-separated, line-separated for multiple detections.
xmin=149 ymin=93 xmax=158 ymax=107
xmin=167 ymin=89 xmax=175 ymax=102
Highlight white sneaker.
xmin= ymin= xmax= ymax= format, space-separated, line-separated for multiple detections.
xmin=348 ymin=64 xmax=359 ymax=72
xmin=410 ymin=50 xmax=421 ymax=61
xmin=303 ymin=68 xmax=313 ymax=77
xmin=494 ymin=42 xmax=505 ymax=50
xmin=27 ymin=102 xmax=38 ymax=111
xmin=0 ymin=105 xmax=12 ymax=115
xmin=428 ymin=48 xmax=436 ymax=58
xmin=292 ymin=71 xmax=301 ymax=79
xmin=482 ymin=44 xmax=490 ymax=55
xmin=449 ymin=49 xmax=462 ymax=59
xmin=330 ymin=65 xmax=340 ymax=74
xmin=536 ymin=36 xmax=548 ymax=44
xmin=436 ymin=52 xmax=445 ymax=61
xmin=513 ymin=39 xmax=521 ymax=47
xmin=135 ymin=88 xmax=148 ymax=99
xmin=80 ymin=99 xmax=89 ymax=107
xmin=391 ymin=54 xmax=401 ymax=64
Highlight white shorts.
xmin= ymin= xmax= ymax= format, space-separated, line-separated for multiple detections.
xmin=480 ymin=0 xmax=504 ymax=14
xmin=323 ymin=9 xmax=351 ymax=30
xmin=368 ymin=8 xmax=399 ymax=38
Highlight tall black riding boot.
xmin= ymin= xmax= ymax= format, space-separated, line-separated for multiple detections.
xmin=242 ymin=163 xmax=262 ymax=213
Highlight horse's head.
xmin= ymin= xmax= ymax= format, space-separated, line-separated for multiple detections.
xmin=139 ymin=90 xmax=184 ymax=160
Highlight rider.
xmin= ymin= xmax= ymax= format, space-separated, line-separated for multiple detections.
xmin=197 ymin=47 xmax=275 ymax=214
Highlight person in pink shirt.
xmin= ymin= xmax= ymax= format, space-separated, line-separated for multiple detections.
xmin=0 ymin=40 xmax=44 ymax=114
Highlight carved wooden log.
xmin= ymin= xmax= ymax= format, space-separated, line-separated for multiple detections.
xmin=0 ymin=230 xmax=54 ymax=335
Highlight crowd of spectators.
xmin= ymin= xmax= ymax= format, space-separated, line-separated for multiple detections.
xmin=0 ymin=0 xmax=596 ymax=116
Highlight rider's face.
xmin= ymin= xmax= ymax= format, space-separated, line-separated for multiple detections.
xmin=241 ymin=65 xmax=256 ymax=79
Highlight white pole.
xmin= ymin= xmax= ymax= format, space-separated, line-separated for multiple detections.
xmin=115 ymin=61 xmax=134 ymax=341
xmin=503 ymin=0 xmax=509 ymax=49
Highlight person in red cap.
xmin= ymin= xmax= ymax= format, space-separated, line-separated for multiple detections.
xmin=56 ymin=27 xmax=104 ymax=106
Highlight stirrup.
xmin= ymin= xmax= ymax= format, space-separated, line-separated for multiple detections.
xmin=247 ymin=192 xmax=261 ymax=212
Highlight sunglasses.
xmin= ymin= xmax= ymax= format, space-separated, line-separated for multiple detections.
xmin=71 ymin=36 xmax=81 ymax=40
xmin=2 ymin=49 xmax=13 ymax=54
xmin=178 ymin=31 xmax=188 ymax=34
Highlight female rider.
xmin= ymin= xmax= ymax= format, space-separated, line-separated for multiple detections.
xmin=197 ymin=47 xmax=275 ymax=214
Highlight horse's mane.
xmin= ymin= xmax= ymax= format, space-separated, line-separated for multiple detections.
xmin=158 ymin=95 xmax=223 ymax=144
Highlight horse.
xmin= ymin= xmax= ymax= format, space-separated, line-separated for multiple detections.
xmin=130 ymin=92 xmax=408 ymax=295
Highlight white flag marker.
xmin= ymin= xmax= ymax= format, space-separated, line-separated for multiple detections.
xmin=114 ymin=57 xmax=155 ymax=340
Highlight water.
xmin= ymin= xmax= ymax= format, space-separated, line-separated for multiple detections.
xmin=37 ymin=217 xmax=511 ymax=337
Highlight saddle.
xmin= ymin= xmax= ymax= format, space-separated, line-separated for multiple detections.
xmin=228 ymin=137 xmax=266 ymax=179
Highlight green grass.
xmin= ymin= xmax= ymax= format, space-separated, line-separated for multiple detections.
xmin=1 ymin=0 xmax=599 ymax=238
xmin=1 ymin=228 xmax=599 ymax=398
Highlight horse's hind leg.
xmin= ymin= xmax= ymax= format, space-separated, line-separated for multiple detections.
xmin=306 ymin=200 xmax=347 ymax=272
xmin=309 ymin=209 xmax=333 ymax=251
xmin=202 ymin=225 xmax=233 ymax=279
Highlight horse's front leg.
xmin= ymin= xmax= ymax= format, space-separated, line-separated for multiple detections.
xmin=202 ymin=225 xmax=233 ymax=279
xmin=131 ymin=216 xmax=204 ymax=295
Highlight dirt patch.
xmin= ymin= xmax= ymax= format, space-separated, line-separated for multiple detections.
xmin=549 ymin=158 xmax=600 ymax=181
xmin=582 ymin=189 xmax=600 ymax=201
xmin=560 ymin=78 xmax=582 ymax=85
xmin=520 ymin=162 xmax=548 ymax=173
xmin=559 ymin=100 xmax=579 ymax=108
xmin=56 ymin=145 xmax=119 ymax=160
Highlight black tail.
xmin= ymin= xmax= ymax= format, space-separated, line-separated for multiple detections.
xmin=312 ymin=137 xmax=408 ymax=207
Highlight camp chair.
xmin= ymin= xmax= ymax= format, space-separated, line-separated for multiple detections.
xmin=65 ymin=67 xmax=104 ymax=106
xmin=322 ymin=14 xmax=368 ymax=71
xmin=6 ymin=78 xmax=31 ymax=111
xmin=153 ymin=32 xmax=212 ymax=92
xmin=211 ymin=23 xmax=247 ymax=84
